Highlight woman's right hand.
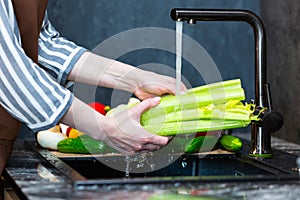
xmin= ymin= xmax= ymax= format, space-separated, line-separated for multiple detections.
xmin=100 ymin=97 xmax=170 ymax=155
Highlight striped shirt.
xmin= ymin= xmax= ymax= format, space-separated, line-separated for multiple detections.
xmin=0 ymin=0 xmax=86 ymax=132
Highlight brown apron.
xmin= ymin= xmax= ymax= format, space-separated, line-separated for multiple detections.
xmin=0 ymin=0 xmax=48 ymax=137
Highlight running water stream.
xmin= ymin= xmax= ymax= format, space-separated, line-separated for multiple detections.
xmin=176 ymin=21 xmax=183 ymax=95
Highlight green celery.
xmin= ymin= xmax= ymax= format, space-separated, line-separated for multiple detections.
xmin=107 ymin=79 xmax=259 ymax=136
xmin=143 ymin=119 xmax=250 ymax=136
xmin=143 ymin=87 xmax=245 ymax=119
xmin=141 ymin=100 xmax=253 ymax=126
xmin=186 ymin=78 xmax=241 ymax=94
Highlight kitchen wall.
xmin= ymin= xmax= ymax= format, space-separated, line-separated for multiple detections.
xmin=47 ymin=0 xmax=259 ymax=105
xmin=261 ymin=1 xmax=300 ymax=144
xmin=19 ymin=0 xmax=261 ymax=138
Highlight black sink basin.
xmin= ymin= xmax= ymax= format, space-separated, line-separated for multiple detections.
xmin=61 ymin=154 xmax=274 ymax=179
xmin=36 ymin=140 xmax=299 ymax=189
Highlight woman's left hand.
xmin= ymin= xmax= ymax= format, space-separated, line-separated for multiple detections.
xmin=133 ymin=71 xmax=186 ymax=100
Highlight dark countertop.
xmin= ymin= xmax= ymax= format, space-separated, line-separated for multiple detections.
xmin=2 ymin=137 xmax=300 ymax=200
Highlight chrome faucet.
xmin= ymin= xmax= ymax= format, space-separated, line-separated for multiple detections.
xmin=170 ymin=8 xmax=283 ymax=158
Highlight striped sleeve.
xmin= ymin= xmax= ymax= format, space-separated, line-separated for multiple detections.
xmin=38 ymin=13 xmax=87 ymax=87
xmin=0 ymin=2 xmax=74 ymax=132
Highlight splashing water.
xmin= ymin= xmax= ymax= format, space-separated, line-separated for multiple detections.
xmin=124 ymin=153 xmax=155 ymax=178
xmin=125 ymin=155 xmax=131 ymax=178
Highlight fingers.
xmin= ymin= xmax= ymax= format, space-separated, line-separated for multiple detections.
xmin=106 ymin=130 xmax=170 ymax=155
xmin=134 ymin=73 xmax=187 ymax=100
xmin=158 ymin=75 xmax=187 ymax=95
xmin=135 ymin=135 xmax=169 ymax=152
xmin=130 ymin=137 xmax=169 ymax=154
xmin=130 ymin=97 xmax=161 ymax=117
xmin=109 ymin=137 xmax=169 ymax=155
xmin=169 ymin=81 xmax=187 ymax=95
xmin=140 ymin=143 xmax=163 ymax=152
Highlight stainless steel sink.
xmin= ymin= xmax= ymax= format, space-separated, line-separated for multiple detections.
xmin=36 ymin=140 xmax=299 ymax=189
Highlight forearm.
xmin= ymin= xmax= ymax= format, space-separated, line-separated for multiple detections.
xmin=68 ymin=52 xmax=142 ymax=93
xmin=59 ymin=97 xmax=107 ymax=141
xmin=68 ymin=51 xmax=182 ymax=100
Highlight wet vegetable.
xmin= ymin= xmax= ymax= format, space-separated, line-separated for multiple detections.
xmin=219 ymin=134 xmax=243 ymax=152
xmin=141 ymin=79 xmax=258 ymax=136
xmin=185 ymin=135 xmax=219 ymax=154
xmin=57 ymin=135 xmax=116 ymax=154
xmin=107 ymin=79 xmax=259 ymax=136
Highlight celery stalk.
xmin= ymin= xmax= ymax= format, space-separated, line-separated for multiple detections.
xmin=186 ymin=78 xmax=242 ymax=94
xmin=143 ymin=119 xmax=250 ymax=136
xmin=141 ymin=99 xmax=253 ymax=126
xmin=141 ymin=108 xmax=252 ymax=126
xmin=143 ymin=88 xmax=245 ymax=119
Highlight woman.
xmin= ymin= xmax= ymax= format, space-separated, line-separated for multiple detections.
xmin=0 ymin=0 xmax=185 ymax=174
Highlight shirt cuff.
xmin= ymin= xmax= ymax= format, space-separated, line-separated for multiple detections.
xmin=27 ymin=91 xmax=74 ymax=133
xmin=57 ymin=47 xmax=87 ymax=87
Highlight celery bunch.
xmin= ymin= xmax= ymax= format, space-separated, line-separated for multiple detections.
xmin=107 ymin=79 xmax=258 ymax=136
xmin=141 ymin=79 xmax=258 ymax=136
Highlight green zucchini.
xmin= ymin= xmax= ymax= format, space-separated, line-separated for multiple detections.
xmin=57 ymin=135 xmax=116 ymax=154
xmin=185 ymin=136 xmax=218 ymax=154
xmin=219 ymin=135 xmax=243 ymax=152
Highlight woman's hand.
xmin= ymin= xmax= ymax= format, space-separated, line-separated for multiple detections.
xmin=101 ymin=97 xmax=170 ymax=154
xmin=132 ymin=70 xmax=186 ymax=100
xmin=61 ymin=97 xmax=170 ymax=155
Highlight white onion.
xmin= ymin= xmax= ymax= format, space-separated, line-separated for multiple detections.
xmin=37 ymin=130 xmax=66 ymax=150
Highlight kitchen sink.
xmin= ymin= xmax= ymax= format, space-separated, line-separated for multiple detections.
xmin=36 ymin=140 xmax=299 ymax=189
xmin=61 ymin=154 xmax=273 ymax=179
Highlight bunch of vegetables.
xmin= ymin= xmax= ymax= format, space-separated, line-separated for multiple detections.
xmin=105 ymin=79 xmax=253 ymax=153
xmin=36 ymin=102 xmax=112 ymax=153
xmin=55 ymin=102 xmax=113 ymax=154
xmin=38 ymin=79 xmax=255 ymax=154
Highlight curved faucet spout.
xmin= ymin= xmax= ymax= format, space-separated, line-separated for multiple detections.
xmin=170 ymin=8 xmax=282 ymax=157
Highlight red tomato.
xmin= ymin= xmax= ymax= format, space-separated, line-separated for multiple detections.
xmin=195 ymin=132 xmax=208 ymax=137
xmin=196 ymin=130 xmax=222 ymax=137
xmin=88 ymin=102 xmax=110 ymax=115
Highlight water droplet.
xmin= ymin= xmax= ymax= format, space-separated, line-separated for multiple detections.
xmin=181 ymin=161 xmax=187 ymax=168
xmin=125 ymin=171 xmax=130 ymax=178
xmin=150 ymin=164 xmax=156 ymax=170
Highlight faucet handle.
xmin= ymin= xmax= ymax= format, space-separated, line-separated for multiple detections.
xmin=254 ymin=108 xmax=283 ymax=133
xmin=252 ymin=83 xmax=284 ymax=133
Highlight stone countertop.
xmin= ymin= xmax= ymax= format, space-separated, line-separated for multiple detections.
xmin=271 ymin=137 xmax=300 ymax=156
xmin=3 ymin=137 xmax=300 ymax=200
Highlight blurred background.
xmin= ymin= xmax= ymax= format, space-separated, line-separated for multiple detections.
xmin=47 ymin=0 xmax=258 ymax=104
xmin=20 ymin=0 xmax=300 ymax=145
